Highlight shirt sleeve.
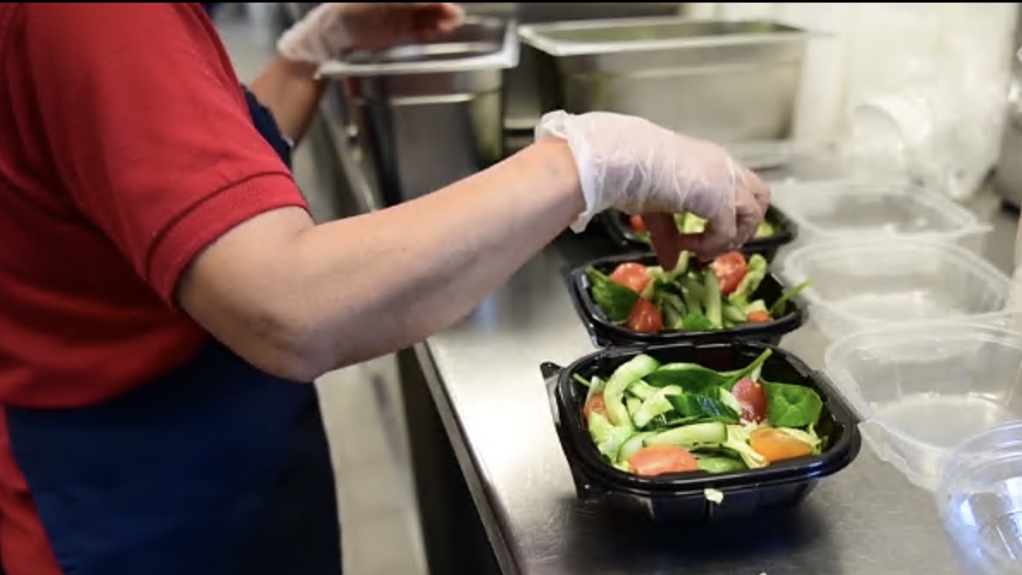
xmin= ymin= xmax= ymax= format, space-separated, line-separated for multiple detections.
xmin=22 ymin=3 xmax=310 ymax=304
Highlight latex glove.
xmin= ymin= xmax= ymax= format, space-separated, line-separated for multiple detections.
xmin=277 ymin=3 xmax=466 ymax=64
xmin=536 ymin=110 xmax=770 ymax=264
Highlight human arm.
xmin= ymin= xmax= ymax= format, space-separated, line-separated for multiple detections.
xmin=250 ymin=3 xmax=465 ymax=144
xmin=179 ymin=138 xmax=581 ymax=380
xmin=246 ymin=55 xmax=325 ymax=145
xmin=26 ymin=3 xmax=765 ymax=383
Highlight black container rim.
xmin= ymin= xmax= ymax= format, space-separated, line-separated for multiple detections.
xmin=600 ymin=204 xmax=799 ymax=252
xmin=552 ymin=340 xmax=862 ymax=496
xmin=566 ymin=248 xmax=807 ymax=348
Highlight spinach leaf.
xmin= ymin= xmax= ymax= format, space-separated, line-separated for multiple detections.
xmin=585 ymin=267 xmax=639 ymax=323
xmin=646 ymin=363 xmax=726 ymax=393
xmin=762 ymin=380 xmax=824 ymax=428
xmin=667 ymin=392 xmax=740 ymax=424
xmin=682 ymin=312 xmax=715 ymax=331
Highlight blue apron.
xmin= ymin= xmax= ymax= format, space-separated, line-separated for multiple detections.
xmin=3 ymin=88 xmax=341 ymax=575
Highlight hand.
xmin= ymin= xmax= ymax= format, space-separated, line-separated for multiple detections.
xmin=535 ymin=110 xmax=770 ymax=264
xmin=277 ymin=3 xmax=466 ymax=64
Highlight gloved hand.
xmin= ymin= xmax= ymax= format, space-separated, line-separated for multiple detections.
xmin=277 ymin=2 xmax=466 ymax=64
xmin=536 ymin=110 xmax=771 ymax=263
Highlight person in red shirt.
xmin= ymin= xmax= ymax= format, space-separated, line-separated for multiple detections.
xmin=0 ymin=3 xmax=770 ymax=574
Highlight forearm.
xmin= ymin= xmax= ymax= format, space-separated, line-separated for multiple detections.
xmin=247 ymin=55 xmax=326 ymax=144
xmin=290 ymin=138 xmax=582 ymax=374
xmin=180 ymin=138 xmax=583 ymax=380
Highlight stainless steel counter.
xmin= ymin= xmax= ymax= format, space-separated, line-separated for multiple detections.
xmin=414 ymin=186 xmax=1020 ymax=575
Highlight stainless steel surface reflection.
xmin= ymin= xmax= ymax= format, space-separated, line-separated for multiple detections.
xmin=319 ymin=17 xmax=518 ymax=205
xmin=419 ymin=189 xmax=1019 ymax=575
xmin=518 ymin=17 xmax=811 ymax=142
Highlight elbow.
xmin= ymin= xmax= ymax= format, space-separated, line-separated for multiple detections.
xmin=214 ymin=303 xmax=334 ymax=384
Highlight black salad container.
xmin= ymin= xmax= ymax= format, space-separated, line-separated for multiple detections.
xmin=566 ymin=247 xmax=806 ymax=348
xmin=542 ymin=341 xmax=861 ymax=523
xmin=599 ymin=205 xmax=798 ymax=260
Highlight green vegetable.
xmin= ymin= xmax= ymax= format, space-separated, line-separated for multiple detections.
xmin=667 ymin=392 xmax=740 ymax=423
xmin=619 ymin=431 xmax=655 ymax=463
xmin=778 ymin=426 xmax=823 ymax=455
xmin=665 ymin=251 xmax=691 ymax=279
xmin=769 ymin=280 xmax=811 ymax=317
xmin=729 ymin=254 xmax=768 ymax=305
xmin=633 ymin=386 xmax=681 ymax=429
xmin=724 ymin=424 xmax=768 ymax=469
xmin=744 ymin=299 xmax=769 ymax=317
xmin=697 ymin=456 xmax=748 ymax=474
xmin=704 ymin=272 xmax=723 ymax=328
xmin=762 ymin=380 xmax=824 ymax=428
xmin=645 ymin=348 xmax=773 ymax=391
xmin=579 ymin=350 xmax=828 ymax=476
xmin=722 ymin=303 xmax=747 ymax=324
xmin=626 ymin=396 xmax=643 ymax=421
xmin=645 ymin=421 xmax=728 ymax=449
xmin=586 ymin=376 xmax=607 ymax=405
xmin=629 ymin=211 xmax=776 ymax=242
xmin=585 ymin=267 xmax=640 ymax=323
xmin=682 ymin=312 xmax=714 ymax=331
xmin=603 ymin=354 xmax=660 ymax=428
xmin=588 ymin=411 xmax=632 ymax=461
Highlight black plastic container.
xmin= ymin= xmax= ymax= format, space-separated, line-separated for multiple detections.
xmin=543 ymin=341 xmax=861 ymax=523
xmin=600 ymin=205 xmax=798 ymax=260
xmin=566 ymin=248 xmax=806 ymax=348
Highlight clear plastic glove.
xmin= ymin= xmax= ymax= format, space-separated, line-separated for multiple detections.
xmin=536 ymin=110 xmax=770 ymax=264
xmin=277 ymin=2 xmax=466 ymax=64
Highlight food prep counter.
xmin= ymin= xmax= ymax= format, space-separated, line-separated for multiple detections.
xmin=391 ymin=184 xmax=1019 ymax=575
xmin=307 ymin=43 xmax=1021 ymax=565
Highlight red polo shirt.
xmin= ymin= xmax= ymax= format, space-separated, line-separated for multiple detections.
xmin=0 ymin=3 xmax=308 ymax=573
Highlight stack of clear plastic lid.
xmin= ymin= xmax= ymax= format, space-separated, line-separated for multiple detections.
xmin=783 ymin=239 xmax=1012 ymax=341
xmin=825 ymin=322 xmax=1022 ymax=491
xmin=937 ymin=421 xmax=1022 ymax=574
xmin=769 ymin=182 xmax=992 ymax=252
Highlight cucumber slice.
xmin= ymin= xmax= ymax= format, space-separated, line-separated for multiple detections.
xmin=645 ymin=422 xmax=727 ymax=449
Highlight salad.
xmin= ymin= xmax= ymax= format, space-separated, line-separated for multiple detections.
xmin=585 ymin=251 xmax=809 ymax=334
xmin=626 ymin=212 xmax=776 ymax=244
xmin=576 ymin=349 xmax=827 ymax=477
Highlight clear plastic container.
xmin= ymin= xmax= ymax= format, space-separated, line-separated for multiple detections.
xmin=782 ymin=239 xmax=1012 ymax=341
xmin=937 ymin=421 xmax=1022 ymax=574
xmin=723 ymin=140 xmax=861 ymax=185
xmin=824 ymin=323 xmax=1022 ymax=491
xmin=769 ymin=181 xmax=992 ymax=253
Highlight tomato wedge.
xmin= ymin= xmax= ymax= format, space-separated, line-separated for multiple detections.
xmin=732 ymin=378 xmax=767 ymax=423
xmin=609 ymin=262 xmax=650 ymax=294
xmin=629 ymin=215 xmax=647 ymax=234
xmin=749 ymin=427 xmax=814 ymax=463
xmin=747 ymin=310 xmax=772 ymax=323
xmin=626 ymin=298 xmax=663 ymax=333
xmin=629 ymin=445 xmax=699 ymax=476
xmin=583 ymin=395 xmax=608 ymax=423
xmin=710 ymin=252 xmax=748 ymax=295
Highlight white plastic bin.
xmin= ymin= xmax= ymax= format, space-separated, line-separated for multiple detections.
xmin=783 ymin=239 xmax=1012 ymax=341
xmin=769 ymin=182 xmax=992 ymax=252
xmin=825 ymin=322 xmax=1022 ymax=491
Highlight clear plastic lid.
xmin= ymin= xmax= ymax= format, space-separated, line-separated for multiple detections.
xmin=770 ymin=181 xmax=991 ymax=246
xmin=825 ymin=321 xmax=1022 ymax=491
xmin=784 ymin=238 xmax=1012 ymax=341
xmin=938 ymin=420 xmax=1022 ymax=574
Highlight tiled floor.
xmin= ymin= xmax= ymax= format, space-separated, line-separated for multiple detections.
xmin=215 ymin=7 xmax=427 ymax=575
